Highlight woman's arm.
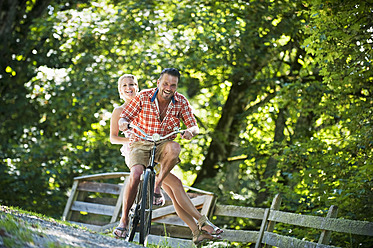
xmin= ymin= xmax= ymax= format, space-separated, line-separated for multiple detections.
xmin=110 ymin=107 xmax=130 ymax=144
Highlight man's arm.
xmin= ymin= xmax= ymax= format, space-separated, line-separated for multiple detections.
xmin=178 ymin=95 xmax=199 ymax=140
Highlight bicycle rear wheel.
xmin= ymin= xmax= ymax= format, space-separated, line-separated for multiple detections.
xmin=139 ymin=169 xmax=155 ymax=245
xmin=126 ymin=175 xmax=143 ymax=242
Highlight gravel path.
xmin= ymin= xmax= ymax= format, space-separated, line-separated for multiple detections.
xmin=0 ymin=206 xmax=142 ymax=248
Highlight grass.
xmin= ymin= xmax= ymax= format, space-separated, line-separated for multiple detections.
xmin=0 ymin=206 xmax=99 ymax=248
xmin=0 ymin=213 xmax=40 ymax=248
xmin=0 ymin=206 xmax=180 ymax=248
xmin=0 ymin=205 xmax=83 ymax=229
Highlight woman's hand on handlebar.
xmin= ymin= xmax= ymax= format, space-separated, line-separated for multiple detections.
xmin=118 ymin=118 xmax=129 ymax=132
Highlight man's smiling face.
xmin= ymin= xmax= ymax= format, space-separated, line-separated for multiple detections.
xmin=157 ymin=73 xmax=178 ymax=101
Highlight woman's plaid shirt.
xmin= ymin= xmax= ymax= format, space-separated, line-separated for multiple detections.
xmin=120 ymin=88 xmax=197 ymax=143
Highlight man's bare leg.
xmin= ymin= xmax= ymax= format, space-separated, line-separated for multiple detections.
xmin=154 ymin=141 xmax=181 ymax=195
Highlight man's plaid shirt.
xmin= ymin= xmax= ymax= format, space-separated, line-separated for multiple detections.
xmin=120 ymin=88 xmax=197 ymax=143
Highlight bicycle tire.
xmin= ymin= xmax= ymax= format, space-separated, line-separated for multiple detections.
xmin=127 ymin=204 xmax=139 ymax=242
xmin=127 ymin=175 xmax=143 ymax=242
xmin=139 ymin=169 xmax=155 ymax=245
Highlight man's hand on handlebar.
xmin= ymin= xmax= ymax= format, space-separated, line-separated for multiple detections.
xmin=181 ymin=129 xmax=194 ymax=140
xmin=118 ymin=118 xmax=129 ymax=132
xmin=181 ymin=126 xmax=199 ymax=140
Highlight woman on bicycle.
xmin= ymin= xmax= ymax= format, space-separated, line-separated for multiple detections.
xmin=110 ymin=74 xmax=144 ymax=240
xmin=111 ymin=71 xmax=223 ymax=245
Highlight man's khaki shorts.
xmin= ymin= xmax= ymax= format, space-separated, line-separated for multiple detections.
xmin=127 ymin=140 xmax=180 ymax=173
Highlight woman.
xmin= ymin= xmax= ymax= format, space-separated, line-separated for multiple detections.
xmin=110 ymin=74 xmax=223 ymax=245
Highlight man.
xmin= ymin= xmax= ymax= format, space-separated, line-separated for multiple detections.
xmin=114 ymin=68 xmax=203 ymax=239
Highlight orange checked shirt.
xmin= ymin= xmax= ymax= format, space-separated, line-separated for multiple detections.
xmin=120 ymin=88 xmax=198 ymax=143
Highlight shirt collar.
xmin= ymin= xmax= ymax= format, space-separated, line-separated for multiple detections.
xmin=151 ymin=88 xmax=176 ymax=104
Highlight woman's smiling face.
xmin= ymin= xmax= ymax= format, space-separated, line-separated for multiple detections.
xmin=119 ymin=78 xmax=138 ymax=102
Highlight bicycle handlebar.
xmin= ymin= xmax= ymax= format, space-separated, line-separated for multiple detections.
xmin=127 ymin=123 xmax=185 ymax=142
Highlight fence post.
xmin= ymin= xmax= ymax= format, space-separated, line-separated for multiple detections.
xmin=318 ymin=205 xmax=338 ymax=245
xmin=62 ymin=180 xmax=79 ymax=221
xmin=267 ymin=194 xmax=282 ymax=232
xmin=255 ymin=208 xmax=270 ymax=248
xmin=200 ymin=194 xmax=216 ymax=218
xmin=110 ymin=176 xmax=127 ymax=223
xmin=262 ymin=194 xmax=282 ymax=248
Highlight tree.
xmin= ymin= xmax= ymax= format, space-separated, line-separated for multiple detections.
xmin=1 ymin=1 xmax=372 ymax=246
xmin=0 ymin=0 xmax=164 ymax=216
xmin=297 ymin=0 xmax=373 ymax=220
xmin=263 ymin=1 xmax=373 ymax=245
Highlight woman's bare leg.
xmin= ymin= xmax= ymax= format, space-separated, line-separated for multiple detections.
xmin=162 ymin=183 xmax=214 ymax=243
xmin=162 ymin=173 xmax=221 ymax=234
xmin=114 ymin=164 xmax=144 ymax=237
xmin=161 ymin=183 xmax=199 ymax=231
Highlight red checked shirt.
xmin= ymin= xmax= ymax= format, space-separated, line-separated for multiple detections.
xmin=120 ymin=88 xmax=198 ymax=143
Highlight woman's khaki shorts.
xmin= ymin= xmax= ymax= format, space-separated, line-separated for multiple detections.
xmin=127 ymin=140 xmax=180 ymax=173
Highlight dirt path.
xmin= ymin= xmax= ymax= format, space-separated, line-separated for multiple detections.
xmin=0 ymin=206 xmax=142 ymax=248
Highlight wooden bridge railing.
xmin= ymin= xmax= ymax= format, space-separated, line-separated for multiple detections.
xmin=62 ymin=173 xmax=373 ymax=247
xmin=212 ymin=194 xmax=373 ymax=248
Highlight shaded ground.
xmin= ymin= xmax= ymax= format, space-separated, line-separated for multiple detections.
xmin=0 ymin=206 xmax=142 ymax=248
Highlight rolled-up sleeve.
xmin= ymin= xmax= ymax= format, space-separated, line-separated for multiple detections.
xmin=180 ymin=97 xmax=197 ymax=129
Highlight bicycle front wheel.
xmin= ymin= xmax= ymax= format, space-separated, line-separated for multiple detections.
xmin=139 ymin=169 xmax=155 ymax=245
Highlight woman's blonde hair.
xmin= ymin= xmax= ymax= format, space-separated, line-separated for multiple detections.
xmin=118 ymin=74 xmax=138 ymax=87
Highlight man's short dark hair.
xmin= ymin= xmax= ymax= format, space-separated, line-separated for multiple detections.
xmin=159 ymin=68 xmax=180 ymax=81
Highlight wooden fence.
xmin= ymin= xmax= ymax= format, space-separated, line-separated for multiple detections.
xmin=210 ymin=194 xmax=372 ymax=247
xmin=62 ymin=172 xmax=215 ymax=234
xmin=63 ymin=173 xmax=373 ymax=247
xmin=152 ymin=194 xmax=373 ymax=248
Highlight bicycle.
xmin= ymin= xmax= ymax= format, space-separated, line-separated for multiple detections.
xmin=125 ymin=124 xmax=185 ymax=246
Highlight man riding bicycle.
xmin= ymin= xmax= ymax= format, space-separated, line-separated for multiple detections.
xmin=116 ymin=68 xmax=222 ymax=244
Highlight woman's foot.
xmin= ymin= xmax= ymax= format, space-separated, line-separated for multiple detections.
xmin=113 ymin=224 xmax=128 ymax=239
xmin=197 ymin=215 xmax=223 ymax=235
xmin=192 ymin=229 xmax=214 ymax=246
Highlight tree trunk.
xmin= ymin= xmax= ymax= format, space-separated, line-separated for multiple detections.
xmin=255 ymin=107 xmax=286 ymax=206
xmin=193 ymin=80 xmax=249 ymax=186
xmin=192 ymin=78 xmax=276 ymax=187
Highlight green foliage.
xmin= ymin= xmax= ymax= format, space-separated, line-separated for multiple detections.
xmin=256 ymin=1 xmax=373 ymax=246
xmin=1 ymin=0 xmax=372 ymax=246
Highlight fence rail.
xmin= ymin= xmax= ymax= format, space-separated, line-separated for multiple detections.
xmin=63 ymin=173 xmax=373 ymax=247
xmin=212 ymin=194 xmax=373 ymax=248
